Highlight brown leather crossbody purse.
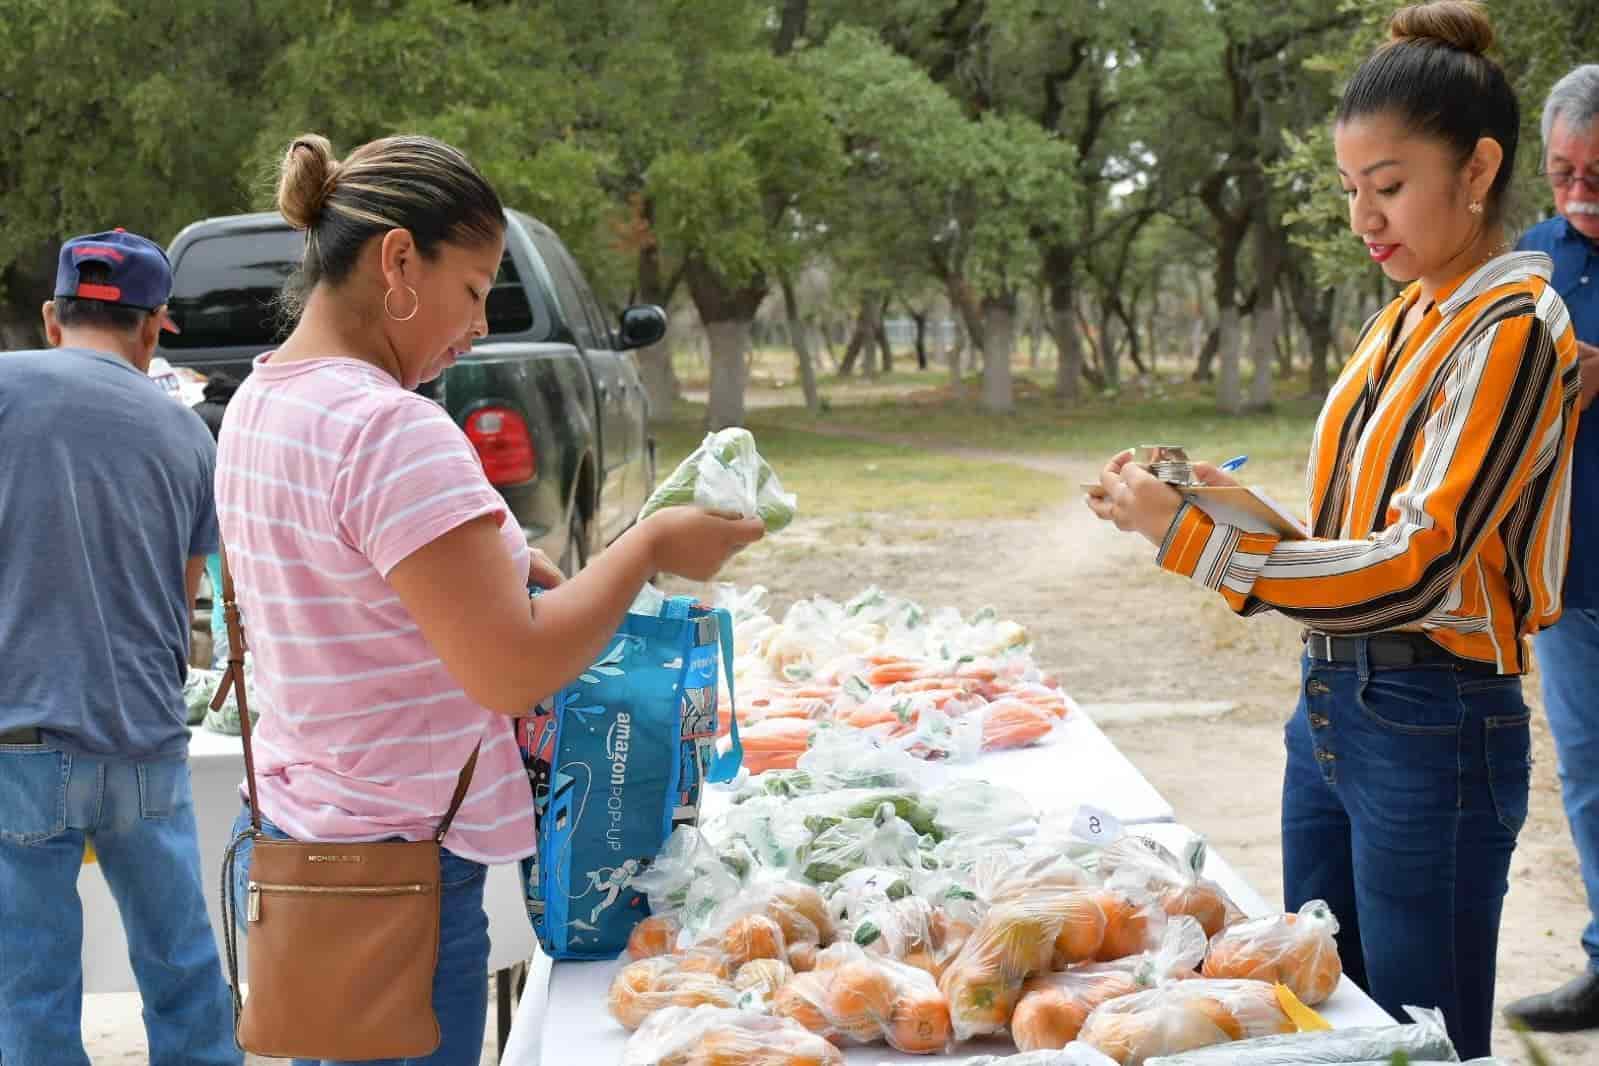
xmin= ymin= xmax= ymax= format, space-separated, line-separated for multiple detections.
xmin=214 ymin=554 xmax=480 ymax=1060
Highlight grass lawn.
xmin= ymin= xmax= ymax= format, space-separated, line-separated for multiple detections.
xmin=656 ymin=350 xmax=1328 ymax=515
xmin=652 ymin=415 xmax=1068 ymax=523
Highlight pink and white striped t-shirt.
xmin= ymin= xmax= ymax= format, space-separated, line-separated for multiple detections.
xmin=215 ymin=354 xmax=535 ymax=865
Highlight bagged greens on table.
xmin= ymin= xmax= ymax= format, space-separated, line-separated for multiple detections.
xmin=184 ymin=664 xmax=259 ymax=735
xmin=640 ymin=427 xmax=797 ymax=532
xmin=1141 ymin=1005 xmax=1461 ymax=1065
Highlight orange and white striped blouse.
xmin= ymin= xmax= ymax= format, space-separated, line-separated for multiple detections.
xmin=1159 ymin=253 xmax=1582 ymax=674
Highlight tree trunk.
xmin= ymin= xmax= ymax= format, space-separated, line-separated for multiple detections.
xmin=948 ymin=320 xmax=966 ymax=387
xmin=1045 ymin=248 xmax=1083 ymax=404
xmin=875 ymin=296 xmax=894 ymax=375
xmin=1247 ymin=294 xmax=1280 ymax=412
xmin=838 ymin=298 xmax=872 ymax=377
xmin=779 ymin=272 xmax=819 ymax=412
xmin=1216 ymin=307 xmax=1243 ymax=415
xmin=980 ymin=292 xmax=1017 ymax=414
xmin=909 ymin=307 xmax=930 ymax=370
xmin=685 ymin=257 xmax=766 ymax=430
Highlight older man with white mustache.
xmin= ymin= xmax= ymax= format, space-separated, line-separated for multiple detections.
xmin=1506 ymin=63 xmax=1599 ymax=1035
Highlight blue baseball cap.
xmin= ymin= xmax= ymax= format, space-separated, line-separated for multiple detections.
xmin=54 ymin=228 xmax=179 ymax=333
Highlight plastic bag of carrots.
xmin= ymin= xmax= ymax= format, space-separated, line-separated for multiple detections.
xmin=1010 ymin=916 xmax=1209 ymax=1051
xmin=1199 ymin=899 xmax=1342 ymax=1007
xmin=772 ymin=942 xmax=954 ymax=1054
xmin=622 ymin=1005 xmax=844 ymax=1066
xmin=1076 ymin=978 xmax=1296 ymax=1065
xmin=1098 ymin=835 xmax=1245 ymax=940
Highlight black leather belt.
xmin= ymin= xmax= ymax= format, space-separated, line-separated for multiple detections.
xmin=0 ymin=726 xmax=43 ymax=745
xmin=1303 ymin=631 xmax=1498 ymax=673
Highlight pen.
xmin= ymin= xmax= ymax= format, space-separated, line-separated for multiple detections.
xmin=1219 ymin=455 xmax=1249 ymax=473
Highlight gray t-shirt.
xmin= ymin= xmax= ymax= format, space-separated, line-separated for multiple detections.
xmin=0 ymin=347 xmax=219 ymax=758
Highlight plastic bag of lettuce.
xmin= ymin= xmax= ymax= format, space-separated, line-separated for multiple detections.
xmin=640 ymin=427 xmax=797 ymax=532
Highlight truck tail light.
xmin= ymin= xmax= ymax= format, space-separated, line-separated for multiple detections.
xmin=464 ymin=406 xmax=536 ymax=485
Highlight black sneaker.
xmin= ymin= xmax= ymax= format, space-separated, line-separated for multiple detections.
xmin=1504 ymin=973 xmax=1599 ymax=1033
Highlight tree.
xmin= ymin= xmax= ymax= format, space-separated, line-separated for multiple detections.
xmin=0 ymin=0 xmax=297 ymax=346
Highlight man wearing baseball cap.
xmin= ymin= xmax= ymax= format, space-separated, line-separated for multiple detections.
xmin=0 ymin=229 xmax=240 ymax=1065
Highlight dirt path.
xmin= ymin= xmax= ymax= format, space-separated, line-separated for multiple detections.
xmin=697 ymin=437 xmax=1598 ymax=1065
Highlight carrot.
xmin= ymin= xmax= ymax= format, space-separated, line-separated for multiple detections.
xmin=866 ymin=661 xmax=932 ymax=686
xmin=980 ymin=699 xmax=1056 ymax=751
xmin=739 ymin=718 xmax=813 ymax=774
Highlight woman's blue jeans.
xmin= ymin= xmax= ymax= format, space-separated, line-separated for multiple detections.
xmin=1283 ymin=647 xmax=1531 ymax=1059
xmin=228 ymin=807 xmax=491 ymax=1066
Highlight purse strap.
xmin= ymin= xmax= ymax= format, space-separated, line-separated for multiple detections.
xmin=210 ymin=546 xmax=481 ymax=840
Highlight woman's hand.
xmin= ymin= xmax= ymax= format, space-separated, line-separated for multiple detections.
xmin=642 ymin=507 xmax=766 ymax=581
xmin=528 ymin=548 xmax=564 ymax=589
xmin=1085 ymin=449 xmax=1185 ymax=546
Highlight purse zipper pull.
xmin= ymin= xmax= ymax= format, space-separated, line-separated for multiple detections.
xmin=247 ymin=882 xmax=261 ymax=923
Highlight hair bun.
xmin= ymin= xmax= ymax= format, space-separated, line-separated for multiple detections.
xmin=1388 ymin=0 xmax=1494 ymax=56
xmin=277 ymin=134 xmax=341 ymax=230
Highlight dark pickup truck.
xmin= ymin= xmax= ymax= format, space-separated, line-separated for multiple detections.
xmin=158 ymin=210 xmax=661 ymax=573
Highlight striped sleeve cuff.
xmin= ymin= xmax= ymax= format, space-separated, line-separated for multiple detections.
xmin=1156 ymin=501 xmax=1280 ymax=612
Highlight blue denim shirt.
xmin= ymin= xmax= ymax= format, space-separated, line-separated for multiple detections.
xmin=1518 ymin=218 xmax=1599 ymax=608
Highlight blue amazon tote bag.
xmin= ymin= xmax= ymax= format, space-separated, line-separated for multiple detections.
xmin=517 ymin=596 xmax=742 ymax=959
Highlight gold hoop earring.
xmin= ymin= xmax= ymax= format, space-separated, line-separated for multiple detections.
xmin=384 ymin=285 xmax=420 ymax=322
xmin=1468 ymin=200 xmax=1484 ymax=216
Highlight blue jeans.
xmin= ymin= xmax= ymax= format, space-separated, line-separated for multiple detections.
xmin=1282 ymin=648 xmax=1530 ymax=1060
xmin=228 ymin=807 xmax=491 ymax=1066
xmin=1534 ymin=608 xmax=1599 ymax=974
xmin=0 ymin=745 xmax=240 ymax=1066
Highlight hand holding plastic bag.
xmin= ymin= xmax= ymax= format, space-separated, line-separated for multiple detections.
xmin=642 ymin=428 xmax=797 ymax=532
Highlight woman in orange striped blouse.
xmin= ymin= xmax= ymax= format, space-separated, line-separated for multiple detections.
xmin=1089 ymin=3 xmax=1579 ymax=1057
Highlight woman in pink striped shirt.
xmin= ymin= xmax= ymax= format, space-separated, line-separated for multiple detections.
xmin=217 ymin=133 xmax=762 ymax=1066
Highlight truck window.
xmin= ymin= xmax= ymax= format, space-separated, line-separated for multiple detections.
xmin=527 ymin=229 xmax=598 ymax=349
xmin=163 ymin=230 xmax=303 ymax=349
xmin=487 ymin=254 xmax=534 ymax=336
xmin=164 ymin=228 xmax=532 ymax=346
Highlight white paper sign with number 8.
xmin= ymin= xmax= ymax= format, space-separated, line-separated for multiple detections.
xmin=1071 ymin=804 xmax=1126 ymax=844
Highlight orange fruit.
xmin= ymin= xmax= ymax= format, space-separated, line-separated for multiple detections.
xmin=1011 ymin=986 xmax=1089 ymax=1051
xmin=788 ymin=940 xmax=819 ymax=973
xmin=887 ymin=994 xmax=952 ymax=1053
xmin=773 ymin=978 xmax=832 ymax=1035
xmin=721 ymin=913 xmax=787 ymax=968
xmin=828 ymin=961 xmax=897 ymax=1041
xmin=1093 ymin=889 xmax=1156 ymax=961
xmin=733 ymin=957 xmax=794 ymax=999
xmin=677 ymin=947 xmax=736 ymax=980
xmin=625 ymin=914 xmax=679 ymax=959
xmin=1051 ymin=893 xmax=1109 ymax=967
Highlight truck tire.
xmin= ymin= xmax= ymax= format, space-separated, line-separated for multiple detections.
xmin=559 ymin=509 xmax=590 ymax=577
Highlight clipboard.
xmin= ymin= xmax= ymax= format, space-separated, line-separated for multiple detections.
xmin=1181 ymin=485 xmax=1309 ymax=539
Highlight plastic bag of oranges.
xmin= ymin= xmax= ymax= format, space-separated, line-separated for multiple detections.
xmin=847 ymin=895 xmax=974 ymax=979
xmin=938 ymin=890 xmax=1109 ymax=1041
xmin=1098 ymin=835 xmax=1244 ymax=939
xmin=1199 ymin=899 xmax=1342 ymax=1007
xmin=772 ymin=942 xmax=953 ymax=1054
xmin=696 ymin=879 xmax=835 ymax=972
xmin=1077 ymin=978 xmax=1295 ymax=1065
xmin=607 ymin=956 xmax=742 ymax=1030
xmin=1010 ymin=916 xmax=1209 ymax=1051
xmin=621 ymin=1005 xmax=843 ymax=1066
